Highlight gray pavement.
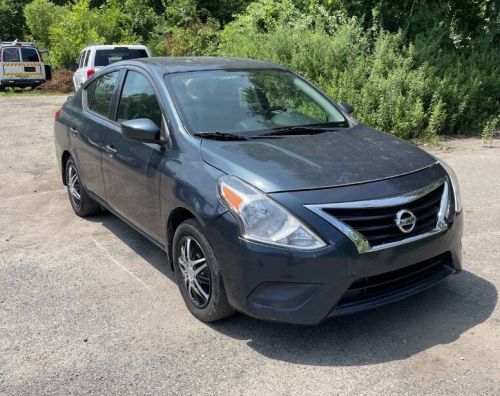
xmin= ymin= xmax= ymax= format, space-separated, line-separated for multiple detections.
xmin=0 ymin=95 xmax=498 ymax=395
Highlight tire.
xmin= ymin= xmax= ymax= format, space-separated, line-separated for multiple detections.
xmin=0 ymin=86 xmax=5 ymax=92
xmin=65 ymin=157 xmax=100 ymax=217
xmin=173 ymin=219 xmax=234 ymax=322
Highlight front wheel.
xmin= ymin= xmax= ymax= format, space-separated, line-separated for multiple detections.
xmin=65 ymin=157 xmax=100 ymax=217
xmin=173 ymin=219 xmax=234 ymax=322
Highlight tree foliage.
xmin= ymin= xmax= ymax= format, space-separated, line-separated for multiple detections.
xmin=4 ymin=0 xmax=498 ymax=139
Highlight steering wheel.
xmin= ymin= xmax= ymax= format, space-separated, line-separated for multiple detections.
xmin=264 ymin=105 xmax=287 ymax=119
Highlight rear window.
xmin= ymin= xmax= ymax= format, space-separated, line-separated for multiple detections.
xmin=94 ymin=48 xmax=148 ymax=67
xmin=21 ymin=48 xmax=39 ymax=62
xmin=2 ymin=47 xmax=20 ymax=62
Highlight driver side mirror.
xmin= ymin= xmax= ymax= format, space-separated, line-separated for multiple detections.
xmin=339 ymin=102 xmax=354 ymax=115
xmin=121 ymin=118 xmax=161 ymax=143
xmin=66 ymin=62 xmax=78 ymax=72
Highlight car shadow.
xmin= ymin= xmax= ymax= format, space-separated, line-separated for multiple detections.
xmin=90 ymin=211 xmax=497 ymax=367
xmin=88 ymin=211 xmax=175 ymax=282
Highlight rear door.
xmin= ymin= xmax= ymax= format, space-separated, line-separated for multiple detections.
xmin=20 ymin=47 xmax=45 ymax=79
xmin=101 ymin=68 xmax=164 ymax=240
xmin=71 ymin=70 xmax=121 ymax=199
xmin=0 ymin=47 xmax=44 ymax=81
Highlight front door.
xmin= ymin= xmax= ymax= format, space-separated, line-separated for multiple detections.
xmin=102 ymin=69 xmax=164 ymax=241
xmin=72 ymin=70 xmax=120 ymax=199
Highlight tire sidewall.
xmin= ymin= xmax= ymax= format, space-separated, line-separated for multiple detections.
xmin=173 ymin=219 xmax=232 ymax=322
xmin=66 ymin=157 xmax=82 ymax=214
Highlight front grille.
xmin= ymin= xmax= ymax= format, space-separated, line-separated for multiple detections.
xmin=323 ymin=183 xmax=444 ymax=247
xmin=337 ymin=252 xmax=453 ymax=309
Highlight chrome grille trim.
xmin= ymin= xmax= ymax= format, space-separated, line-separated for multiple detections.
xmin=305 ymin=178 xmax=450 ymax=254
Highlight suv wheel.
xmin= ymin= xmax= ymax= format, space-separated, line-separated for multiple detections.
xmin=173 ymin=219 xmax=234 ymax=322
xmin=65 ymin=157 xmax=100 ymax=217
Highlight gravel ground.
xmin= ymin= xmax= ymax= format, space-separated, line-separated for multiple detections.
xmin=0 ymin=95 xmax=499 ymax=395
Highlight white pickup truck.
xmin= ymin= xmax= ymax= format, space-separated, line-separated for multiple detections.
xmin=0 ymin=40 xmax=50 ymax=91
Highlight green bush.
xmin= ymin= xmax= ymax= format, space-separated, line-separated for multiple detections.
xmin=48 ymin=0 xmax=105 ymax=68
xmin=219 ymin=0 xmax=499 ymax=140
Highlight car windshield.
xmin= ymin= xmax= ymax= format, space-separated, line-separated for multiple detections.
xmin=165 ymin=69 xmax=347 ymax=135
xmin=94 ymin=48 xmax=148 ymax=67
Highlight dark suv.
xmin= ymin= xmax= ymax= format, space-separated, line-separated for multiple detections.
xmin=54 ymin=57 xmax=463 ymax=324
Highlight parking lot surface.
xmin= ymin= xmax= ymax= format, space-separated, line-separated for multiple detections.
xmin=0 ymin=95 xmax=499 ymax=395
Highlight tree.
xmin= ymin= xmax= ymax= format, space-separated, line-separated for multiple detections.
xmin=0 ymin=0 xmax=25 ymax=40
xmin=49 ymin=0 xmax=104 ymax=68
xmin=24 ymin=0 xmax=68 ymax=48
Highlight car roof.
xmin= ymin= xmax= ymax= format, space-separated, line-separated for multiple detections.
xmin=135 ymin=56 xmax=286 ymax=73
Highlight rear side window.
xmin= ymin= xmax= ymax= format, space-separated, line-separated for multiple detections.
xmin=2 ymin=47 xmax=20 ymax=62
xmin=87 ymin=71 xmax=119 ymax=118
xmin=94 ymin=48 xmax=148 ymax=67
xmin=117 ymin=71 xmax=162 ymax=127
xmin=21 ymin=48 xmax=39 ymax=62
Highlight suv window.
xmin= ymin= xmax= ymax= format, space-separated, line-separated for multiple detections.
xmin=95 ymin=48 xmax=148 ymax=67
xmin=117 ymin=71 xmax=162 ymax=127
xmin=2 ymin=47 xmax=20 ymax=62
xmin=83 ymin=50 xmax=90 ymax=67
xmin=78 ymin=51 xmax=85 ymax=67
xmin=87 ymin=71 xmax=119 ymax=118
xmin=21 ymin=48 xmax=39 ymax=62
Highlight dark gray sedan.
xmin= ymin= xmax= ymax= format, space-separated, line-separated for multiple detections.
xmin=54 ymin=57 xmax=463 ymax=324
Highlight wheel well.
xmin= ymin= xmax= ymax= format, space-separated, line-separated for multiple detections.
xmin=61 ymin=151 xmax=71 ymax=185
xmin=167 ymin=207 xmax=196 ymax=271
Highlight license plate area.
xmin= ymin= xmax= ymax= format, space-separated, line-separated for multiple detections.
xmin=24 ymin=67 xmax=36 ymax=72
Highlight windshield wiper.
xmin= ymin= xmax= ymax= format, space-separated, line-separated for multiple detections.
xmin=194 ymin=132 xmax=251 ymax=141
xmin=258 ymin=122 xmax=348 ymax=137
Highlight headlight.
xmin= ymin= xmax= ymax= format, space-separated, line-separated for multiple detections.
xmin=437 ymin=158 xmax=462 ymax=214
xmin=218 ymin=175 xmax=326 ymax=250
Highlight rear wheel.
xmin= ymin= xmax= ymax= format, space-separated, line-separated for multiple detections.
xmin=65 ymin=157 xmax=100 ymax=217
xmin=173 ymin=219 xmax=234 ymax=322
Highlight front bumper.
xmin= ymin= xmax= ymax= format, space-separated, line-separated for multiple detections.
xmin=205 ymin=209 xmax=463 ymax=325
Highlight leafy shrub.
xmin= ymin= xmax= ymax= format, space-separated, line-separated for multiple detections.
xmin=219 ymin=0 xmax=499 ymax=140
xmin=48 ymin=0 xmax=105 ymax=68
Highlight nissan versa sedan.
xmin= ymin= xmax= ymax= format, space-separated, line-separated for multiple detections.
xmin=54 ymin=57 xmax=463 ymax=324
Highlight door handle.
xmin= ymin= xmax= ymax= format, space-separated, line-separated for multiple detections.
xmin=70 ymin=127 xmax=78 ymax=136
xmin=105 ymin=144 xmax=117 ymax=155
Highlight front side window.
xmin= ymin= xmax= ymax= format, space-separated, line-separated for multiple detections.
xmin=117 ymin=71 xmax=162 ymax=127
xmin=165 ymin=69 xmax=346 ymax=135
xmin=21 ymin=48 xmax=39 ymax=62
xmin=87 ymin=71 xmax=119 ymax=118
xmin=2 ymin=47 xmax=20 ymax=62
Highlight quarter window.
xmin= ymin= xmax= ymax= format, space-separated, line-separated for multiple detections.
xmin=117 ymin=71 xmax=162 ymax=127
xmin=87 ymin=71 xmax=119 ymax=118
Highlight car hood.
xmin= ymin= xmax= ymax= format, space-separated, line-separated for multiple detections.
xmin=200 ymin=124 xmax=437 ymax=193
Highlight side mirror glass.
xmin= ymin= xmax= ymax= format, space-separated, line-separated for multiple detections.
xmin=66 ymin=62 xmax=78 ymax=72
xmin=121 ymin=118 xmax=161 ymax=143
xmin=339 ymin=102 xmax=354 ymax=115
